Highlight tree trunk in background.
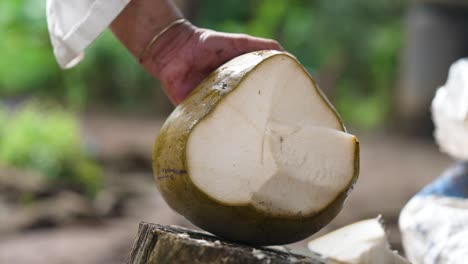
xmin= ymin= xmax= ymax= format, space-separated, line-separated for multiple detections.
xmin=397 ymin=2 xmax=468 ymax=135
xmin=127 ymin=222 xmax=327 ymax=264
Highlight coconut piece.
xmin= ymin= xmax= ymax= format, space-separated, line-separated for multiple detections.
xmin=153 ymin=50 xmax=359 ymax=245
xmin=308 ymin=218 xmax=409 ymax=264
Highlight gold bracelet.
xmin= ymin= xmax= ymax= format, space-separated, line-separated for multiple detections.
xmin=138 ymin=18 xmax=187 ymax=63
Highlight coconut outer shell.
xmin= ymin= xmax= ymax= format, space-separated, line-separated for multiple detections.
xmin=153 ymin=50 xmax=359 ymax=245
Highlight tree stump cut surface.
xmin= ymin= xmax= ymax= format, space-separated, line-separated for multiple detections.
xmin=127 ymin=222 xmax=328 ymax=264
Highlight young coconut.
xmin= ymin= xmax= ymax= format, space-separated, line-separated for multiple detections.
xmin=308 ymin=217 xmax=410 ymax=264
xmin=153 ymin=50 xmax=359 ymax=245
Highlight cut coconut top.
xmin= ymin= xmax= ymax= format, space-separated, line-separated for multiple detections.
xmin=186 ymin=53 xmax=357 ymax=216
xmin=308 ymin=218 xmax=410 ymax=264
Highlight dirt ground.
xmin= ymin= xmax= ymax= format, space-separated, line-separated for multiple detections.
xmin=0 ymin=114 xmax=453 ymax=263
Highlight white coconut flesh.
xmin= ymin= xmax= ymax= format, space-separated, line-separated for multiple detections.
xmin=308 ymin=218 xmax=410 ymax=264
xmin=186 ymin=54 xmax=357 ymax=216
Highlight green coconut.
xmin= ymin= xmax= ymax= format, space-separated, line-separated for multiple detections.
xmin=153 ymin=50 xmax=359 ymax=245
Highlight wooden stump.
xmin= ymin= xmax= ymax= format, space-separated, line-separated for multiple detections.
xmin=127 ymin=222 xmax=328 ymax=264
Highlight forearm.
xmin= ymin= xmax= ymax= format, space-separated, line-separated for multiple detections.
xmin=110 ymin=0 xmax=183 ymax=57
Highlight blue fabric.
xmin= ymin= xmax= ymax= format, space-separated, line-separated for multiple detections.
xmin=417 ymin=162 xmax=468 ymax=198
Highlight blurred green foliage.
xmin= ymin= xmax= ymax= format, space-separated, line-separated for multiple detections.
xmin=0 ymin=0 xmax=163 ymax=111
xmin=0 ymin=0 xmax=405 ymax=128
xmin=0 ymin=102 xmax=102 ymax=197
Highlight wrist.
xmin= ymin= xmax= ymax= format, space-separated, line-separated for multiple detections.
xmin=110 ymin=0 xmax=183 ymax=57
xmin=140 ymin=21 xmax=196 ymax=78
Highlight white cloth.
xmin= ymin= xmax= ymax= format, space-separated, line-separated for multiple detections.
xmin=399 ymin=58 xmax=468 ymax=264
xmin=399 ymin=196 xmax=468 ymax=264
xmin=46 ymin=0 xmax=130 ymax=69
xmin=432 ymin=58 xmax=468 ymax=160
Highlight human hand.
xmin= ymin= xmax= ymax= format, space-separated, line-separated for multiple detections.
xmin=139 ymin=22 xmax=283 ymax=105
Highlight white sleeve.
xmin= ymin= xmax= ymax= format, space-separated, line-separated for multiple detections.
xmin=46 ymin=0 xmax=131 ymax=69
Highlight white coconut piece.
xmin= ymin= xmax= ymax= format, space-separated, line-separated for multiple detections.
xmin=308 ymin=218 xmax=410 ymax=264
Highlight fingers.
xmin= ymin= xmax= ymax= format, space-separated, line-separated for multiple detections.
xmin=231 ymin=33 xmax=284 ymax=53
xmin=206 ymin=31 xmax=283 ymax=55
xmin=248 ymin=36 xmax=284 ymax=51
